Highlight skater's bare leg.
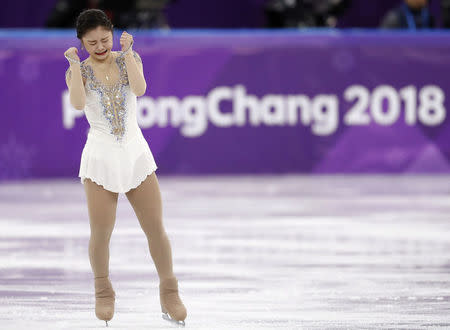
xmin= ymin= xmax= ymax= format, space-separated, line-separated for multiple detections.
xmin=84 ymin=178 xmax=118 ymax=278
xmin=125 ymin=172 xmax=174 ymax=281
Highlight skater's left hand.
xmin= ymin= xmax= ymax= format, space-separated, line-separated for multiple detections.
xmin=120 ymin=31 xmax=133 ymax=52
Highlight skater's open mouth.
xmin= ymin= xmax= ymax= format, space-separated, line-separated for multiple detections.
xmin=95 ymin=50 xmax=107 ymax=55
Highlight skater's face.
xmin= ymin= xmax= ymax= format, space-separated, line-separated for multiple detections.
xmin=81 ymin=26 xmax=113 ymax=61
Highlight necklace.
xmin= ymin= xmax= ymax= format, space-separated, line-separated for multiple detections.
xmin=92 ymin=54 xmax=115 ymax=82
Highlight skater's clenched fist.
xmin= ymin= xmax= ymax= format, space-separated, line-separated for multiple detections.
xmin=64 ymin=47 xmax=80 ymax=63
xmin=120 ymin=31 xmax=133 ymax=52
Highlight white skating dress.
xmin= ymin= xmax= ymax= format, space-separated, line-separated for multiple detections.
xmin=73 ymin=51 xmax=157 ymax=193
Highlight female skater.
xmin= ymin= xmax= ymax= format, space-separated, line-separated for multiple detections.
xmin=64 ymin=9 xmax=187 ymax=327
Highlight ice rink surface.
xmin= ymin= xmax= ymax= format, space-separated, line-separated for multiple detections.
xmin=0 ymin=175 xmax=449 ymax=329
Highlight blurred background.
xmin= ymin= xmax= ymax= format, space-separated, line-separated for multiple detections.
xmin=1 ymin=1 xmax=450 ymax=329
xmin=2 ymin=0 xmax=450 ymax=29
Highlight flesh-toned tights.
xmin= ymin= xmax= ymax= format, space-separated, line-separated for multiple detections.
xmin=84 ymin=172 xmax=174 ymax=281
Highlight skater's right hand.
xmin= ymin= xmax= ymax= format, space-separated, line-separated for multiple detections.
xmin=64 ymin=47 xmax=80 ymax=63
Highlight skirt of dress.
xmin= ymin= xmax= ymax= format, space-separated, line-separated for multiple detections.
xmin=78 ymin=129 xmax=158 ymax=193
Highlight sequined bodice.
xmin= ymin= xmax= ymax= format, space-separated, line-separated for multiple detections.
xmin=78 ymin=52 xmax=140 ymax=143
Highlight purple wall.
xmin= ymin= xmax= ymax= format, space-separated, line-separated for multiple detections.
xmin=0 ymin=0 xmax=444 ymax=28
xmin=1 ymin=30 xmax=450 ymax=179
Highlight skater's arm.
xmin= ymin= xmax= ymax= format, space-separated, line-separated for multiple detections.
xmin=120 ymin=31 xmax=146 ymax=97
xmin=123 ymin=50 xmax=146 ymax=96
xmin=64 ymin=47 xmax=86 ymax=110
xmin=66 ymin=64 xmax=86 ymax=110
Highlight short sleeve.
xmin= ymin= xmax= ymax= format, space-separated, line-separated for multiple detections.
xmin=132 ymin=50 xmax=142 ymax=64
xmin=65 ymin=64 xmax=88 ymax=88
xmin=79 ymin=62 xmax=89 ymax=80
xmin=65 ymin=67 xmax=71 ymax=87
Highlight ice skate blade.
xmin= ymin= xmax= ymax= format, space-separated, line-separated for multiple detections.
xmin=162 ymin=312 xmax=185 ymax=327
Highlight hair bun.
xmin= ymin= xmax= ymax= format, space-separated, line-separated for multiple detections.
xmin=76 ymin=9 xmax=113 ymax=39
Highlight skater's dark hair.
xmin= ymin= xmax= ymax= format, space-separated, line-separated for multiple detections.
xmin=76 ymin=9 xmax=113 ymax=39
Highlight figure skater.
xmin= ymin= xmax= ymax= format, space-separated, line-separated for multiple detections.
xmin=63 ymin=8 xmax=187 ymax=327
